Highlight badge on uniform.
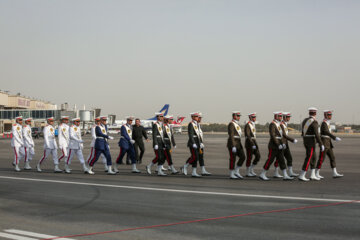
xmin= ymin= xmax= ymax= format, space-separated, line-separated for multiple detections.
xmin=102 ymin=129 xmax=105 ymax=133
xmin=63 ymin=128 xmax=66 ymax=132
xmin=195 ymin=126 xmax=198 ymax=130
xmin=167 ymin=128 xmax=170 ymax=132
xmin=74 ymin=127 xmax=78 ymax=131
xmin=128 ymin=130 xmax=131 ymax=133
xmin=278 ymin=126 xmax=281 ymax=131
xmin=158 ymin=127 xmax=161 ymax=131
xmin=28 ymin=130 xmax=30 ymax=134
xmin=236 ymin=126 xmax=240 ymax=130
xmin=50 ymin=128 xmax=54 ymax=132
xmin=17 ymin=127 xmax=20 ymax=131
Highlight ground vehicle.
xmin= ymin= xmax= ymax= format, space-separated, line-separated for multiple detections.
xmin=31 ymin=127 xmax=43 ymax=139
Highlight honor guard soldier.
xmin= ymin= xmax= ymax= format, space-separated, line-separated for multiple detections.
xmin=132 ymin=118 xmax=149 ymax=164
xmin=88 ymin=116 xmax=116 ymax=175
xmin=299 ymin=107 xmax=324 ymax=181
xmin=181 ymin=113 xmax=202 ymax=177
xmin=65 ymin=118 xmax=90 ymax=174
xmin=273 ymin=112 xmax=299 ymax=177
xmin=163 ymin=115 xmax=179 ymax=174
xmin=197 ymin=113 xmax=211 ymax=176
xmin=315 ymin=110 xmax=343 ymax=178
xmin=37 ymin=117 xmax=62 ymax=173
xmin=244 ymin=113 xmax=261 ymax=177
xmin=23 ymin=118 xmax=35 ymax=170
xmin=259 ymin=112 xmax=293 ymax=181
xmin=58 ymin=116 xmax=70 ymax=166
xmin=115 ymin=116 xmax=141 ymax=173
xmin=146 ymin=112 xmax=167 ymax=176
xmin=87 ymin=117 xmax=108 ymax=172
xmin=11 ymin=116 xmax=25 ymax=171
xmin=227 ymin=111 xmax=246 ymax=179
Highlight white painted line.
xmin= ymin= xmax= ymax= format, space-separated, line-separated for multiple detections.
xmin=0 ymin=175 xmax=357 ymax=203
xmin=4 ymin=229 xmax=75 ymax=240
xmin=0 ymin=232 xmax=38 ymax=240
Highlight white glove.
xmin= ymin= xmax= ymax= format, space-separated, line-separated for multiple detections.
xmin=200 ymin=143 xmax=205 ymax=149
xmin=293 ymin=139 xmax=298 ymax=144
xmin=279 ymin=144 xmax=283 ymax=150
xmin=282 ymin=144 xmax=287 ymax=149
xmin=80 ymin=143 xmax=83 ymax=150
xmin=252 ymin=145 xmax=257 ymax=150
xmin=192 ymin=143 xmax=198 ymax=149
xmin=335 ymin=137 xmax=341 ymax=142
xmin=154 ymin=145 xmax=159 ymax=150
xmin=321 ymin=145 xmax=325 ymax=152
xmin=232 ymin=147 xmax=237 ymax=153
xmin=78 ymin=140 xmax=84 ymax=143
xmin=174 ymin=145 xmax=177 ymax=149
xmin=130 ymin=140 xmax=135 ymax=144
xmin=108 ymin=136 xmax=114 ymax=140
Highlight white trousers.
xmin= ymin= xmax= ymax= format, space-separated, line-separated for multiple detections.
xmin=13 ymin=146 xmax=25 ymax=165
xmin=24 ymin=147 xmax=35 ymax=162
xmin=58 ymin=147 xmax=69 ymax=163
xmin=66 ymin=148 xmax=85 ymax=165
xmin=87 ymin=147 xmax=106 ymax=164
xmin=39 ymin=148 xmax=59 ymax=165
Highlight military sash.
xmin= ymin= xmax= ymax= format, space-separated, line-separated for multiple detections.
xmin=61 ymin=124 xmax=69 ymax=141
xmin=198 ymin=124 xmax=204 ymax=142
xmin=124 ymin=124 xmax=132 ymax=139
xmin=281 ymin=121 xmax=288 ymax=135
xmin=191 ymin=121 xmax=201 ymax=139
xmin=16 ymin=124 xmax=23 ymax=140
xmin=164 ymin=124 xmax=171 ymax=140
xmin=324 ymin=120 xmax=331 ymax=133
xmin=155 ymin=122 xmax=164 ymax=141
xmin=272 ymin=120 xmax=282 ymax=137
xmin=303 ymin=118 xmax=315 ymax=136
xmin=248 ymin=121 xmax=256 ymax=138
xmin=232 ymin=121 xmax=242 ymax=137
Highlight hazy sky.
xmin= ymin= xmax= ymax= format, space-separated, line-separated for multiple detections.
xmin=1 ymin=0 xmax=359 ymax=124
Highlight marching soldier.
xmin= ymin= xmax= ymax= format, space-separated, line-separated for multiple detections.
xmin=244 ymin=113 xmax=261 ymax=177
xmin=65 ymin=118 xmax=90 ymax=174
xmin=115 ymin=116 xmax=141 ymax=173
xmin=315 ymin=110 xmax=343 ymax=178
xmin=197 ymin=113 xmax=211 ymax=176
xmin=22 ymin=118 xmax=35 ymax=170
xmin=58 ymin=116 xmax=70 ymax=166
xmin=299 ymin=107 xmax=324 ymax=181
xmin=181 ymin=113 xmax=202 ymax=177
xmin=273 ymin=112 xmax=298 ymax=177
xmin=259 ymin=112 xmax=293 ymax=181
xmin=227 ymin=111 xmax=246 ymax=179
xmin=37 ymin=117 xmax=62 ymax=173
xmin=163 ymin=115 xmax=178 ymax=174
xmin=11 ymin=116 xmax=25 ymax=172
xmin=88 ymin=116 xmax=116 ymax=175
xmin=146 ymin=113 xmax=167 ymax=176
xmin=132 ymin=118 xmax=149 ymax=164
xmin=87 ymin=117 xmax=108 ymax=172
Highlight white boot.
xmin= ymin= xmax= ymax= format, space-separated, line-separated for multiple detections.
xmin=88 ymin=166 xmax=95 ymax=175
xmin=234 ymin=166 xmax=243 ymax=179
xmin=132 ymin=164 xmax=141 ymax=173
xmin=191 ymin=167 xmax=201 ymax=178
xmin=157 ymin=165 xmax=167 ymax=176
xmin=246 ymin=167 xmax=255 ymax=177
xmin=82 ymin=163 xmax=90 ymax=173
xmin=104 ymin=164 xmax=109 ymax=172
xmin=282 ymin=169 xmax=294 ymax=180
xmin=146 ymin=163 xmax=153 ymax=175
xmin=201 ymin=166 xmax=211 ymax=176
xmin=181 ymin=164 xmax=189 ymax=175
xmin=24 ymin=162 xmax=32 ymax=170
xmin=113 ymin=164 xmax=119 ymax=173
xmin=36 ymin=163 xmax=42 ymax=172
xmin=259 ymin=169 xmax=270 ymax=181
xmin=170 ymin=165 xmax=179 ymax=174
xmin=310 ymin=169 xmax=320 ymax=181
xmin=288 ymin=166 xmax=298 ymax=177
xmin=54 ymin=164 xmax=63 ymax=173
xmin=64 ymin=164 xmax=71 ymax=174
xmin=298 ymin=170 xmax=309 ymax=181
xmin=230 ymin=170 xmax=239 ymax=179
xmin=250 ymin=164 xmax=257 ymax=176
xmin=332 ymin=168 xmax=343 ymax=178
xmin=14 ymin=164 xmax=21 ymax=172
xmin=107 ymin=166 xmax=116 ymax=175
xmin=315 ymin=169 xmax=324 ymax=179
xmin=273 ymin=167 xmax=283 ymax=178
xmin=161 ymin=165 xmax=167 ymax=171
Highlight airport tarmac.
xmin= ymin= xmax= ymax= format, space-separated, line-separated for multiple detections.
xmin=0 ymin=134 xmax=359 ymax=240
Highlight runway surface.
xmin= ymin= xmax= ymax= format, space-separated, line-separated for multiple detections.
xmin=0 ymin=134 xmax=359 ymax=240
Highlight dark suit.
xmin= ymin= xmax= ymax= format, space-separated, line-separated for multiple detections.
xmin=186 ymin=121 xmax=200 ymax=168
xmin=151 ymin=122 xmax=165 ymax=165
xmin=244 ymin=121 xmax=261 ymax=167
xmin=316 ymin=120 xmax=337 ymax=169
xmin=132 ymin=125 xmax=148 ymax=163
xmin=163 ymin=124 xmax=176 ymax=165
xmin=301 ymin=117 xmax=323 ymax=171
xmin=227 ymin=121 xmax=245 ymax=169
xmin=90 ymin=125 xmax=112 ymax=166
xmin=263 ymin=121 xmax=286 ymax=170
xmin=275 ymin=122 xmax=295 ymax=168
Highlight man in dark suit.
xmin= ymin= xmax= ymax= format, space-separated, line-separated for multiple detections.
xmin=132 ymin=118 xmax=149 ymax=164
xmin=163 ymin=115 xmax=179 ymax=174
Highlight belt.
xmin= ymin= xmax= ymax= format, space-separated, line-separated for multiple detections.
xmin=246 ymin=137 xmax=256 ymax=139
xmin=96 ymin=137 xmax=106 ymax=139
xmin=304 ymin=135 xmax=315 ymax=137
xmin=275 ymin=137 xmax=282 ymax=139
xmin=321 ymin=135 xmax=330 ymax=138
xmin=164 ymin=137 xmax=170 ymax=140
xmin=193 ymin=135 xmax=198 ymax=138
xmin=234 ymin=136 xmax=241 ymax=139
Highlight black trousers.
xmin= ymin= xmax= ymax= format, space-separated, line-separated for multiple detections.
xmin=199 ymin=148 xmax=204 ymax=167
xmin=275 ymin=144 xmax=293 ymax=168
xmin=246 ymin=146 xmax=261 ymax=167
xmin=134 ymin=141 xmax=145 ymax=163
xmin=228 ymin=147 xmax=246 ymax=170
xmin=151 ymin=148 xmax=165 ymax=165
xmin=316 ymin=147 xmax=336 ymax=169
xmin=302 ymin=145 xmax=317 ymax=171
xmin=164 ymin=148 xmax=174 ymax=165
xmin=186 ymin=147 xmax=200 ymax=168
xmin=263 ymin=147 xmax=286 ymax=170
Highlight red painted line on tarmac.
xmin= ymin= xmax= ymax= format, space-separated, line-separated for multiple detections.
xmin=41 ymin=200 xmax=359 ymax=240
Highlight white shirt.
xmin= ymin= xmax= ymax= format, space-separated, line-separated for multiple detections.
xmin=43 ymin=125 xmax=58 ymax=149
xmin=58 ymin=123 xmax=70 ymax=148
xmin=69 ymin=125 xmax=83 ymax=149
xmin=11 ymin=123 xmax=24 ymax=147
xmin=22 ymin=124 xmax=34 ymax=148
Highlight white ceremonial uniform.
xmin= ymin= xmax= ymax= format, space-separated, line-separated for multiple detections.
xmin=11 ymin=123 xmax=25 ymax=165
xmin=58 ymin=123 xmax=70 ymax=162
xmin=66 ymin=125 xmax=85 ymax=165
xmin=22 ymin=124 xmax=35 ymax=162
xmin=87 ymin=124 xmax=107 ymax=165
xmin=39 ymin=125 xmax=59 ymax=165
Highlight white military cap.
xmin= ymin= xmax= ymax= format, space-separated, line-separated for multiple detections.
xmin=25 ymin=117 xmax=32 ymax=122
xmin=323 ymin=110 xmax=333 ymax=114
xmin=283 ymin=112 xmax=292 ymax=117
xmin=308 ymin=107 xmax=318 ymax=112
xmin=155 ymin=112 xmax=164 ymax=117
xmin=100 ymin=116 xmax=107 ymax=120
xmin=190 ymin=112 xmax=200 ymax=117
xmin=126 ymin=116 xmax=135 ymax=120
xmin=232 ymin=111 xmax=241 ymax=116
xmin=248 ymin=112 xmax=257 ymax=117
xmin=47 ymin=117 xmax=54 ymax=121
xmin=15 ymin=116 xmax=23 ymax=120
xmin=61 ymin=116 xmax=69 ymax=120
xmin=72 ymin=118 xmax=80 ymax=121
xmin=165 ymin=115 xmax=174 ymax=119
xmin=198 ymin=112 xmax=203 ymax=117
xmin=273 ymin=111 xmax=283 ymax=116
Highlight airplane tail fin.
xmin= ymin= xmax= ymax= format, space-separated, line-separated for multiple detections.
xmin=147 ymin=104 xmax=170 ymax=120
xmin=175 ymin=116 xmax=185 ymax=124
